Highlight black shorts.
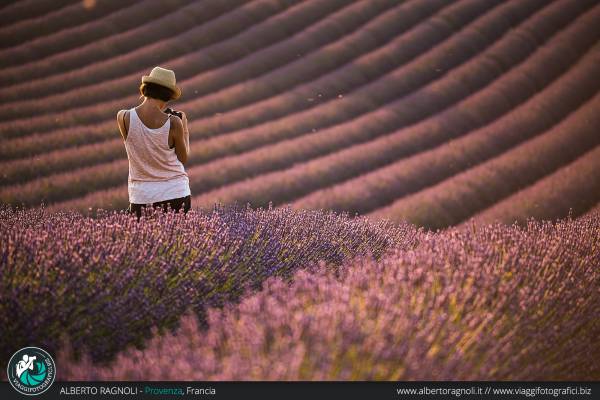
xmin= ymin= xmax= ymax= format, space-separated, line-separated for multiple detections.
xmin=128 ymin=195 xmax=191 ymax=219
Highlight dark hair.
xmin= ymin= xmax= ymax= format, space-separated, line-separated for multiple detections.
xmin=139 ymin=82 xmax=175 ymax=102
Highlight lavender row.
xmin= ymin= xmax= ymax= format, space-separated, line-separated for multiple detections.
xmin=0 ymin=0 xmax=446 ymax=144
xmin=0 ymin=0 xmax=402 ymax=124
xmin=296 ymin=40 xmax=600 ymax=218
xmin=15 ymin=0 xmax=556 ymax=207
xmin=0 ymin=0 xmax=492 ymax=195
xmin=0 ymin=0 xmax=79 ymax=35
xmin=194 ymin=11 xmax=600 ymax=211
xmin=470 ymin=145 xmax=600 ymax=225
xmin=58 ymin=212 xmax=600 ymax=380
xmin=0 ymin=0 xmax=327 ymax=108
xmin=0 ymin=0 xmax=137 ymax=59
xmin=368 ymin=90 xmax=600 ymax=228
xmin=0 ymin=0 xmax=469 ymax=175
xmin=0 ymin=204 xmax=418 ymax=368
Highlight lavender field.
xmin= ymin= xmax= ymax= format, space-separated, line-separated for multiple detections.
xmin=1 ymin=0 xmax=600 ymax=382
xmin=1 ymin=206 xmax=599 ymax=380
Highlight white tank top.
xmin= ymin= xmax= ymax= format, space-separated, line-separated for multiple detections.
xmin=124 ymin=107 xmax=191 ymax=204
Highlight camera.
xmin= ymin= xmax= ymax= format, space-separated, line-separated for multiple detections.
xmin=164 ymin=107 xmax=183 ymax=119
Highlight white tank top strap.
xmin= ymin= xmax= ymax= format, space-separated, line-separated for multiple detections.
xmin=128 ymin=107 xmax=170 ymax=134
xmin=126 ymin=107 xmax=136 ymax=138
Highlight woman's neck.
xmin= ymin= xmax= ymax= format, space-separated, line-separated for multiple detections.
xmin=140 ymin=97 xmax=167 ymax=112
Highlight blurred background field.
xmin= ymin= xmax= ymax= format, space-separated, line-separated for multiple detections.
xmin=0 ymin=0 xmax=599 ymax=228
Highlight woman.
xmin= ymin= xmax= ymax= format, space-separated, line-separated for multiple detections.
xmin=116 ymin=66 xmax=191 ymax=219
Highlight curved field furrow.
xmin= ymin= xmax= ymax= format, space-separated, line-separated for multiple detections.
xmin=0 ymin=0 xmax=195 ymax=71
xmin=0 ymin=0 xmax=370 ymax=135
xmin=10 ymin=0 xmax=545 ymax=205
xmin=45 ymin=0 xmax=594 ymax=212
xmin=171 ymin=0 xmax=562 ymax=141
xmin=0 ymin=139 xmax=125 ymax=187
xmin=0 ymin=0 xmax=80 ymax=32
xmin=0 ymin=0 xmax=461 ymax=171
xmin=0 ymin=0 xmax=139 ymax=55
xmin=0 ymin=0 xmax=502 ymax=162
xmin=0 ymin=0 xmax=544 ymax=162
xmin=0 ymin=0 xmax=272 ymax=96
xmin=0 ymin=0 xmax=370 ymax=123
xmin=465 ymin=145 xmax=600 ymax=225
xmin=586 ymin=202 xmax=600 ymax=216
xmin=0 ymin=0 xmax=408 ymax=133
xmin=145 ymin=0 xmax=506 ymax=138
xmin=0 ymin=120 xmax=116 ymax=161
xmin=0 ymin=1 xmax=19 ymax=11
xmin=0 ymin=0 xmax=299 ymax=100
xmin=202 ymin=38 xmax=600 ymax=211
xmin=366 ymin=91 xmax=600 ymax=229
xmin=292 ymin=44 xmax=600 ymax=213
xmin=190 ymin=36 xmax=600 ymax=211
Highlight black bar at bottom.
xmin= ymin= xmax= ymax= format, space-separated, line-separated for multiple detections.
xmin=0 ymin=381 xmax=598 ymax=400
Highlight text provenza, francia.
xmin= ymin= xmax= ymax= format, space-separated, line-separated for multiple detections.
xmin=59 ymin=385 xmax=216 ymax=395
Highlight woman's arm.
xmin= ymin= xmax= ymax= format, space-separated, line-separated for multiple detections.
xmin=116 ymin=109 xmax=129 ymax=140
xmin=181 ymin=111 xmax=190 ymax=156
xmin=171 ymin=115 xmax=189 ymax=165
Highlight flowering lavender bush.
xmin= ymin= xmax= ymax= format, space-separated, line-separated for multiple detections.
xmin=0 ymin=204 xmax=417 ymax=370
xmin=57 ymin=211 xmax=600 ymax=380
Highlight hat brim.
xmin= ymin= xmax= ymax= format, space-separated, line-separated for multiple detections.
xmin=141 ymin=75 xmax=181 ymax=100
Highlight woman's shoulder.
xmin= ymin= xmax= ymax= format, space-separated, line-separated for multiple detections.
xmin=117 ymin=108 xmax=131 ymax=120
xmin=169 ymin=114 xmax=183 ymax=131
xmin=117 ymin=109 xmax=132 ymax=139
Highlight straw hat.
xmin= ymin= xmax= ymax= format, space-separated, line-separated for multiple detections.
xmin=141 ymin=66 xmax=181 ymax=100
